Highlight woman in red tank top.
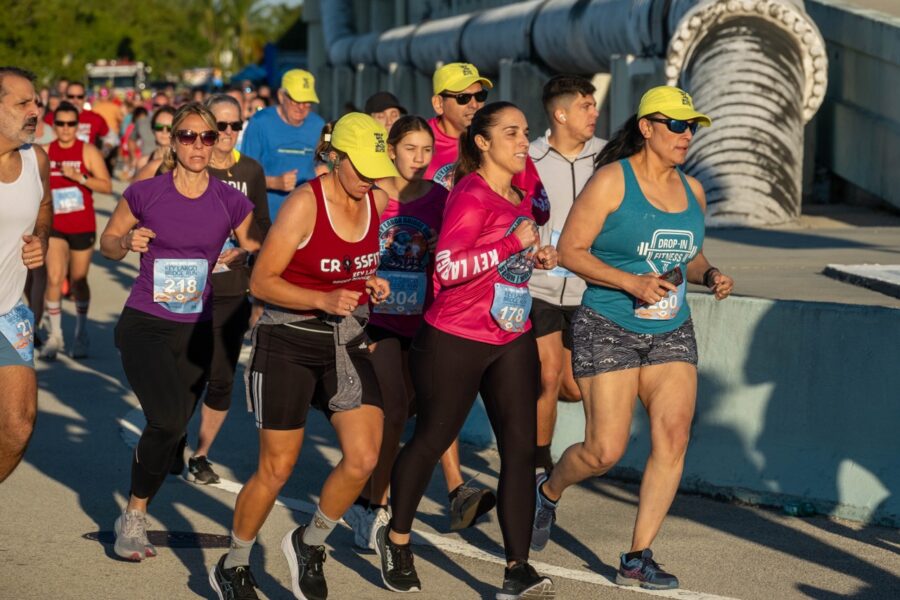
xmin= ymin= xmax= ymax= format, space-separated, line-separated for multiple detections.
xmin=208 ymin=113 xmax=397 ymax=599
xmin=40 ymin=101 xmax=111 ymax=360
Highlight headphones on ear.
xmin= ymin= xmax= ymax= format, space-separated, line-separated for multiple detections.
xmin=558 ymin=113 xmax=566 ymax=122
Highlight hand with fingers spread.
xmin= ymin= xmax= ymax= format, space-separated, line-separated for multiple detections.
xmin=121 ymin=227 xmax=156 ymax=253
xmin=629 ymin=272 xmax=678 ymax=306
xmin=319 ymin=288 xmax=363 ymax=317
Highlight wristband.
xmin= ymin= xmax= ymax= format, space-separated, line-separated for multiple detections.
xmin=702 ymin=267 xmax=719 ymax=288
xmin=81 ymin=173 xmax=88 ymax=185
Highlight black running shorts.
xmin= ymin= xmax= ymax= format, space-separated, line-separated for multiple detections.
xmin=247 ymin=320 xmax=383 ymax=430
xmin=50 ymin=229 xmax=96 ymax=251
xmin=571 ymin=306 xmax=698 ymax=378
xmin=529 ymin=297 xmax=577 ymax=349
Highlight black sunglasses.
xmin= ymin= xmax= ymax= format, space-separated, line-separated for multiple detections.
xmin=440 ymin=89 xmax=489 ymax=105
xmin=66 ymin=94 xmax=85 ymax=100
xmin=54 ymin=120 xmax=78 ymax=127
xmin=174 ymin=129 xmax=218 ymax=146
xmin=152 ymin=124 xmax=173 ymax=133
xmin=645 ymin=117 xmax=699 ymax=135
xmin=216 ymin=121 xmax=243 ymax=132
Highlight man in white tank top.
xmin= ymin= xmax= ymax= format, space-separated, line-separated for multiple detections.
xmin=0 ymin=66 xmax=52 ymax=483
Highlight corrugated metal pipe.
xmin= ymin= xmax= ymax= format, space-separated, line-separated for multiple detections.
xmin=319 ymin=0 xmax=827 ymax=225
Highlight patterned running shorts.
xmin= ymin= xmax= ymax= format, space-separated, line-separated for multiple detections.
xmin=571 ymin=306 xmax=698 ymax=378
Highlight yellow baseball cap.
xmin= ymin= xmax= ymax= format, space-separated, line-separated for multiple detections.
xmin=281 ymin=69 xmax=319 ymax=104
xmin=331 ymin=113 xmax=400 ymax=180
xmin=433 ymin=62 xmax=493 ymax=95
xmin=637 ymin=86 xmax=711 ymax=127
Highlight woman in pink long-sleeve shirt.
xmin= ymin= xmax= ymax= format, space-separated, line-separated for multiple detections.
xmin=374 ymin=102 xmax=559 ymax=600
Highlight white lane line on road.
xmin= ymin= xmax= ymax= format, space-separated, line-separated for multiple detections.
xmin=120 ymin=407 xmax=738 ymax=600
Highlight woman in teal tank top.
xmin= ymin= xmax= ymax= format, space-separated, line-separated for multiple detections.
xmin=530 ymin=86 xmax=734 ymax=589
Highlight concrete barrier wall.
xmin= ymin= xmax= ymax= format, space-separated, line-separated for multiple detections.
xmin=460 ymin=294 xmax=900 ymax=526
xmin=807 ymin=0 xmax=900 ymax=210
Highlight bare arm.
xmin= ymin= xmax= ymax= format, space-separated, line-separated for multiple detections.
xmin=80 ymin=143 xmax=112 ymax=194
xmin=99 ymin=198 xmax=154 ymax=261
xmin=249 ymin=186 xmax=362 ymax=316
xmin=22 ymin=147 xmax=53 ymax=268
xmin=134 ymin=158 xmax=163 ymax=182
xmin=682 ymin=178 xmax=734 ymax=299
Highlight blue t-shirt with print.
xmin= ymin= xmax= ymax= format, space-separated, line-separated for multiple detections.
xmin=241 ymin=106 xmax=325 ymax=218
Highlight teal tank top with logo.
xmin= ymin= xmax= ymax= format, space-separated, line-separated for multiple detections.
xmin=582 ymin=158 xmax=705 ymax=334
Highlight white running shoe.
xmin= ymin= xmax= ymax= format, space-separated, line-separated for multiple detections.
xmin=39 ymin=335 xmax=62 ymax=361
xmin=369 ymin=507 xmax=391 ymax=551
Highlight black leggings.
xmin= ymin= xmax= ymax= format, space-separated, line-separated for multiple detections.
xmin=390 ymin=324 xmax=539 ymax=562
xmin=115 ymin=307 xmax=212 ymax=500
xmin=205 ymin=293 xmax=251 ymax=411
xmin=367 ymin=324 xmax=414 ymax=431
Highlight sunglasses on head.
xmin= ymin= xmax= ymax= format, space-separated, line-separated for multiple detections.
xmin=645 ymin=117 xmax=699 ymax=135
xmin=54 ymin=120 xmax=78 ymax=128
xmin=67 ymin=94 xmax=85 ymax=100
xmin=216 ymin=121 xmax=243 ymax=132
xmin=152 ymin=123 xmax=172 ymax=133
xmin=440 ymin=89 xmax=489 ymax=105
xmin=174 ymin=129 xmax=218 ymax=146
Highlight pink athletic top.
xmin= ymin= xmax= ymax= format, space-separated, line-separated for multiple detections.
xmin=424 ymin=117 xmax=550 ymax=216
xmin=425 ymin=172 xmax=549 ymax=345
xmin=369 ymin=183 xmax=448 ymax=338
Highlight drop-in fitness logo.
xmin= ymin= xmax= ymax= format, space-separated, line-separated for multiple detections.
xmin=498 ymin=216 xmax=536 ymax=284
xmin=637 ymin=229 xmax=698 ymax=274
xmin=303 ymin=77 xmax=310 ymax=89
xmin=374 ymin=132 xmax=386 ymax=153
xmin=460 ymin=64 xmax=473 ymax=76
xmin=680 ymin=91 xmax=691 ymax=106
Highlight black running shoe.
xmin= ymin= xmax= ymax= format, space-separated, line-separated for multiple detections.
xmin=496 ymin=561 xmax=556 ymax=600
xmin=281 ymin=525 xmax=327 ymax=600
xmin=449 ymin=484 xmax=496 ymax=531
xmin=187 ymin=455 xmax=221 ymax=484
xmin=169 ymin=434 xmax=187 ymax=475
xmin=209 ymin=554 xmax=260 ymax=600
xmin=374 ymin=524 xmax=421 ymax=593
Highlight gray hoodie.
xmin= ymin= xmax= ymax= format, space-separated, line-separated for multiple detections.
xmin=528 ymin=131 xmax=606 ymax=306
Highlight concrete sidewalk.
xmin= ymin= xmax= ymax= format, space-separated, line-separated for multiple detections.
xmin=1 ymin=189 xmax=898 ymax=599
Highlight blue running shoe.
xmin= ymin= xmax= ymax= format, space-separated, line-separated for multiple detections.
xmin=531 ymin=472 xmax=557 ymax=551
xmin=615 ymin=549 xmax=679 ymax=589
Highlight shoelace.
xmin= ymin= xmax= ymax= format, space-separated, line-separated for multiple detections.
xmin=232 ymin=566 xmax=258 ymax=591
xmin=306 ymin=546 xmax=326 ymax=575
xmin=392 ymin=544 xmax=415 ymax=572
xmin=122 ymin=512 xmax=146 ymax=539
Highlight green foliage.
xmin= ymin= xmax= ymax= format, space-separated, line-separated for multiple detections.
xmin=0 ymin=0 xmax=301 ymax=85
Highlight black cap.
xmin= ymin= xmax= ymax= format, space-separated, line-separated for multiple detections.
xmin=364 ymin=91 xmax=407 ymax=115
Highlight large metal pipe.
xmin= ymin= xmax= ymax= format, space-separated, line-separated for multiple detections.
xmin=319 ymin=0 xmax=827 ymax=226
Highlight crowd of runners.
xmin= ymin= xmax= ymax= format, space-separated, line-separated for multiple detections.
xmin=0 ymin=62 xmax=733 ymax=600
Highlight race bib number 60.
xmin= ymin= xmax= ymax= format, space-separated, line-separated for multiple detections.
xmin=153 ymin=258 xmax=208 ymax=314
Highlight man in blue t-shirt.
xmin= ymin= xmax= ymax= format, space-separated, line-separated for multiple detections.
xmin=241 ymin=69 xmax=325 ymax=218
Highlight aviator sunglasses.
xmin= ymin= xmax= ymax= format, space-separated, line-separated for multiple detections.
xmin=54 ymin=120 xmax=78 ymax=128
xmin=440 ymin=89 xmax=489 ymax=105
xmin=174 ymin=129 xmax=218 ymax=146
xmin=645 ymin=117 xmax=700 ymax=135
xmin=216 ymin=121 xmax=243 ymax=132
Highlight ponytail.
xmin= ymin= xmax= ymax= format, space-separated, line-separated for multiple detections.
xmin=453 ymin=101 xmax=518 ymax=183
xmin=594 ymin=114 xmax=645 ymax=170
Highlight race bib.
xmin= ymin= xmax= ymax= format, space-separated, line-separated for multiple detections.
xmin=212 ymin=236 xmax=237 ymax=274
xmin=52 ymin=186 xmax=86 ymax=214
xmin=374 ymin=271 xmax=426 ymax=315
xmin=547 ymin=230 xmax=575 ymax=278
xmin=490 ymin=283 xmax=532 ymax=333
xmin=153 ymin=258 xmax=208 ymax=314
xmin=633 ymin=267 xmax=686 ymax=321
xmin=0 ymin=300 xmax=35 ymax=363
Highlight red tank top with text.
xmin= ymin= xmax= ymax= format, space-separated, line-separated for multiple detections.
xmin=280 ymin=177 xmax=380 ymax=310
xmin=48 ymin=140 xmax=95 ymax=234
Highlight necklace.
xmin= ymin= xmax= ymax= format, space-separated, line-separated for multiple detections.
xmin=209 ymin=153 xmax=235 ymax=177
